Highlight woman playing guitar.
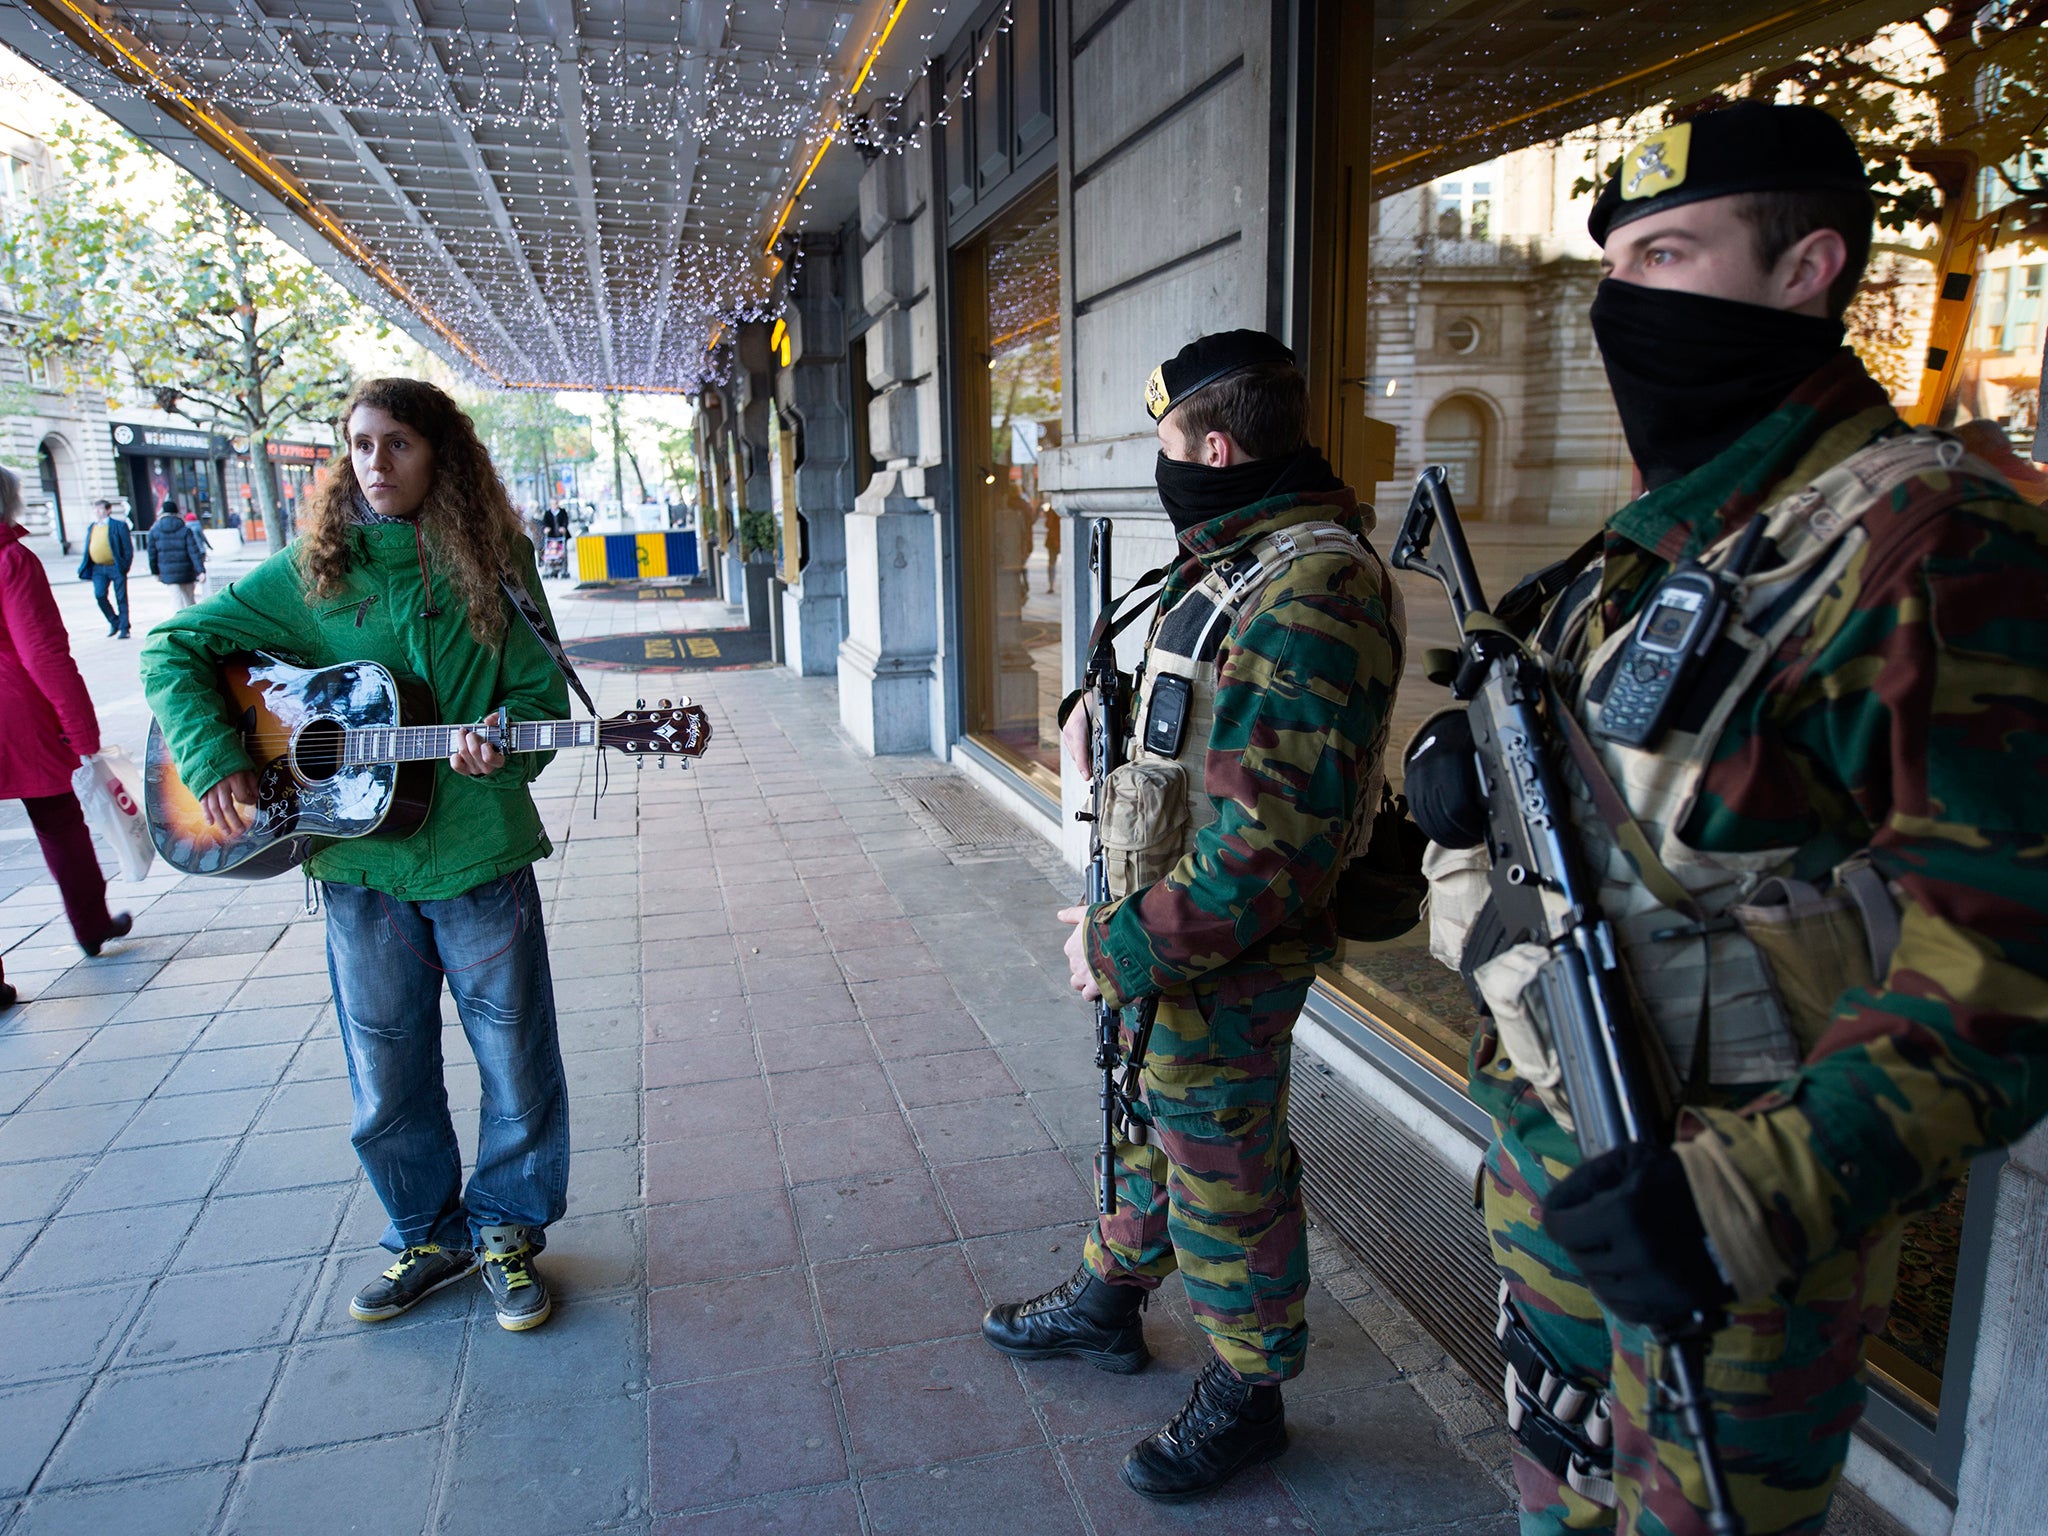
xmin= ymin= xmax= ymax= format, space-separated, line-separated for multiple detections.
xmin=140 ymin=379 xmax=572 ymax=1332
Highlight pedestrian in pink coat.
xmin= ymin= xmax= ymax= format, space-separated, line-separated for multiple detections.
xmin=0 ymin=465 xmax=131 ymax=1011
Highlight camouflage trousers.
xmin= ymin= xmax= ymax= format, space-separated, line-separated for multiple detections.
xmin=1484 ymin=1094 xmax=1902 ymax=1536
xmin=1082 ymin=961 xmax=1314 ymax=1385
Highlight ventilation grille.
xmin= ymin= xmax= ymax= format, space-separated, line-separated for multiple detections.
xmin=1294 ymin=1052 xmax=1503 ymax=1392
xmin=897 ymin=775 xmax=1036 ymax=851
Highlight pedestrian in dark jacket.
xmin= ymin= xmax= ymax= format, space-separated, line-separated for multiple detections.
xmin=77 ymin=499 xmax=133 ymax=638
xmin=0 ymin=467 xmax=133 ymax=1011
xmin=148 ymin=504 xmax=208 ymax=607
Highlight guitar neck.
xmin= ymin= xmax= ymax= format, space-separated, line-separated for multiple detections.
xmin=343 ymin=720 xmax=597 ymax=765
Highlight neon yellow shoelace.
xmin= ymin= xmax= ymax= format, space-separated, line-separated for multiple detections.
xmin=484 ymin=1248 xmax=533 ymax=1291
xmin=381 ymin=1244 xmax=448 ymax=1282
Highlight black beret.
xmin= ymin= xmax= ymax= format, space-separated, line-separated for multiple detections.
xmin=1145 ymin=329 xmax=1295 ymax=422
xmin=1588 ymin=101 xmax=1870 ymax=246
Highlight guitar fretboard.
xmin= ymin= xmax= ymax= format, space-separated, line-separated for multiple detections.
xmin=343 ymin=720 xmax=597 ymax=765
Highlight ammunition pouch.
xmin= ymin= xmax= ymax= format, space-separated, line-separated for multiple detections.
xmin=1498 ymin=1281 xmax=1616 ymax=1509
xmin=1099 ymin=760 xmax=1190 ymax=901
xmin=1731 ymin=856 xmax=1900 ymax=1054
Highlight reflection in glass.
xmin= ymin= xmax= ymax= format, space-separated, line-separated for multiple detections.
xmin=963 ymin=178 xmax=1064 ymax=780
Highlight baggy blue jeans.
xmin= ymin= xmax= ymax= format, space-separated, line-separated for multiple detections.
xmin=323 ymin=864 xmax=570 ymax=1254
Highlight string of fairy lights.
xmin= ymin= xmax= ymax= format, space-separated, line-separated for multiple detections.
xmin=11 ymin=0 xmax=1015 ymax=391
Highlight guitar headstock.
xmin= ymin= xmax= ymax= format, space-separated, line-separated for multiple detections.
xmin=600 ymin=698 xmax=712 ymax=758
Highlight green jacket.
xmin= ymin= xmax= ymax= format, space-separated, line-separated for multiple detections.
xmin=140 ymin=524 xmax=570 ymax=900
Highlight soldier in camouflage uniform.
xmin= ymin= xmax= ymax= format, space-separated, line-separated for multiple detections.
xmin=1412 ymin=104 xmax=2048 ymax=1534
xmin=981 ymin=331 xmax=1402 ymax=1501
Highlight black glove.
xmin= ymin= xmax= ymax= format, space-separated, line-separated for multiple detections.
xmin=1541 ymin=1140 xmax=1733 ymax=1334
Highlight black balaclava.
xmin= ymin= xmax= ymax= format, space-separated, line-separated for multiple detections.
xmin=1589 ymin=278 xmax=1845 ymax=491
xmin=1153 ymin=443 xmax=1344 ymax=535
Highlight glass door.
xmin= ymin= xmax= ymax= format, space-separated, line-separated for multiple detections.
xmin=954 ymin=177 xmax=1064 ymax=794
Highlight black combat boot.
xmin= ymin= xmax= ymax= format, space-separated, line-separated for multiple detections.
xmin=981 ymin=1265 xmax=1150 ymax=1373
xmin=1119 ymin=1356 xmax=1288 ymax=1502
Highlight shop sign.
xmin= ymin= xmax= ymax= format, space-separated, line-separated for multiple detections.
xmin=265 ymin=440 xmax=333 ymax=464
xmin=109 ymin=422 xmax=229 ymax=457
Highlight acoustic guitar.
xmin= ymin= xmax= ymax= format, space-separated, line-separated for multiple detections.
xmin=145 ymin=652 xmax=710 ymax=878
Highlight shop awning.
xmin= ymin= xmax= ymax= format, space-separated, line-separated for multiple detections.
xmin=0 ymin=0 xmax=948 ymax=391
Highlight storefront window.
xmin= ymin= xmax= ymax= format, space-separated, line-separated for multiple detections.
xmin=1320 ymin=0 xmax=2048 ymax=1427
xmin=957 ymin=176 xmax=1063 ymax=790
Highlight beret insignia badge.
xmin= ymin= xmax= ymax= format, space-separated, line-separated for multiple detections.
xmin=1622 ymin=123 xmax=1691 ymax=202
xmin=1144 ymin=364 xmax=1171 ymax=421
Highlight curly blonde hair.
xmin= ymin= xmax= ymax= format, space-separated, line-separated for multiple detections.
xmin=299 ymin=378 xmax=524 ymax=646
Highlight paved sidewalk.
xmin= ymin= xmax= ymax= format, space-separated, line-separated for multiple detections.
xmin=0 ymin=557 xmax=1521 ymax=1535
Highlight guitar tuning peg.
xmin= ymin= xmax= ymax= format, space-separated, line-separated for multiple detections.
xmin=659 ymin=756 xmax=667 ymax=769
xmin=658 ymin=698 xmax=672 ymax=709
xmin=636 ymin=698 xmax=646 ymax=709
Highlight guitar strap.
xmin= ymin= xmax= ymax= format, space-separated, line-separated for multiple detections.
xmin=499 ymin=573 xmax=598 ymax=719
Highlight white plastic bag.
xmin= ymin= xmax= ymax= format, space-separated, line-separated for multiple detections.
xmin=73 ymin=747 xmax=155 ymax=882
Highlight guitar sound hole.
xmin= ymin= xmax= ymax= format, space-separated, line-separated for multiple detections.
xmin=293 ymin=718 xmax=347 ymax=783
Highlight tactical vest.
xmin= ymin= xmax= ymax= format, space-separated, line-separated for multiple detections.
xmin=1504 ymin=431 xmax=1988 ymax=1100
xmin=1097 ymin=521 xmax=1404 ymax=901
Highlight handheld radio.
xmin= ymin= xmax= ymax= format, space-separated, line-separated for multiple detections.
xmin=1598 ymin=517 xmax=1771 ymax=750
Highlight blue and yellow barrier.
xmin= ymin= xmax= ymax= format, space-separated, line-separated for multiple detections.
xmin=575 ymin=531 xmax=701 ymax=582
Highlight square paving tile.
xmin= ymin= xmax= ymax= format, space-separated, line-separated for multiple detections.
xmin=789 ymin=1169 xmax=954 ymax=1263
xmin=459 ymin=1294 xmax=643 ymax=1410
xmin=41 ymin=1350 xmax=281 ymax=1485
xmin=756 ymin=1023 xmax=876 ymax=1076
xmin=649 ymin=1266 xmax=819 ymax=1384
xmin=934 ymin=1149 xmax=1091 ymax=1240
xmin=647 ymin=1190 xmax=800 ymax=1287
xmin=439 ymin=1391 xmax=646 ymax=1536
xmin=29 ymin=1055 xmax=175 ymax=1111
xmin=1274 ymin=1381 xmax=1513 ymax=1532
xmin=644 ymin=997 xmax=748 ymax=1042
xmin=835 ymin=1334 xmax=1041 ymax=1475
xmin=0 ymin=1103 xmax=135 ymax=1165
xmin=743 ymin=987 xmax=859 ymax=1029
xmin=909 ymin=1096 xmax=1056 ymax=1166
xmin=646 ymin=1126 xmax=784 ymax=1204
xmin=887 ymin=1049 xmax=1021 ymax=1109
xmin=120 ymin=1258 xmax=315 ymax=1365
xmin=779 ymin=1112 xmax=922 ymax=1186
xmin=0 ymin=1285 xmax=145 ymax=1386
xmin=768 ymin=1062 xmax=897 ymax=1127
xmin=862 ymin=1448 xmax=1086 ymax=1536
xmin=643 ymin=1033 xmax=759 ymax=1089
xmin=0 ymin=1376 xmax=91 ymax=1498
xmin=11 ymin=1467 xmax=233 ymax=1535
xmin=156 ymin=1043 xmax=297 ymax=1097
xmin=867 ymin=1007 xmax=990 ymax=1062
xmin=253 ymin=1319 xmax=466 ymax=1453
xmin=172 ymin=1186 xmax=351 ymax=1272
xmin=651 ymin=1486 xmax=861 ymax=1535
xmin=58 ymin=1138 xmax=237 ymax=1216
xmin=0 ymin=1157 xmax=88 ymax=1226
xmin=814 ymin=1245 xmax=986 ymax=1354
xmin=645 ymin=1076 xmax=771 ymax=1143
xmin=220 ymin=1432 xmax=438 ymax=1535
xmin=111 ymin=1087 xmax=269 ymax=1150
xmin=9 ymin=1204 xmax=200 ymax=1296
xmin=849 ymin=974 xmax=959 ymax=1018
xmin=649 ymin=1365 xmax=844 ymax=1511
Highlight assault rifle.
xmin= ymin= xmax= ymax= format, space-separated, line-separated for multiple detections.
xmin=1391 ymin=466 xmax=1742 ymax=1536
xmin=1078 ymin=519 xmax=1160 ymax=1218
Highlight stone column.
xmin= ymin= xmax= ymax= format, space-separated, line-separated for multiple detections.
xmin=839 ymin=82 xmax=943 ymax=756
xmin=731 ymin=322 xmax=775 ymax=626
xmin=776 ymin=232 xmax=853 ymax=676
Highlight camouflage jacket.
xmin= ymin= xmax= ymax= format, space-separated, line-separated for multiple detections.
xmin=1084 ymin=489 xmax=1400 ymax=1011
xmin=1472 ymin=349 xmax=2048 ymax=1274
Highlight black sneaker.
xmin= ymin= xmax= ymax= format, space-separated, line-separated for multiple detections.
xmin=478 ymin=1225 xmax=553 ymax=1331
xmin=349 ymin=1244 xmax=478 ymax=1322
xmin=981 ymin=1265 xmax=1149 ymax=1373
xmin=1120 ymin=1357 xmax=1288 ymax=1502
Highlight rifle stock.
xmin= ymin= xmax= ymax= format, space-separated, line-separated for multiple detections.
xmin=1392 ymin=467 xmax=1742 ymax=1536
